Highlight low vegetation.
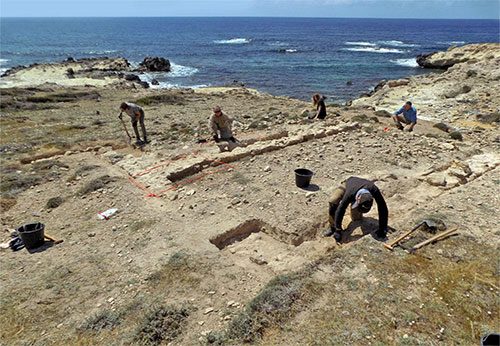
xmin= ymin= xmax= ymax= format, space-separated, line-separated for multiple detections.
xmin=133 ymin=305 xmax=190 ymax=345
xmin=45 ymin=196 xmax=64 ymax=209
xmin=78 ymin=175 xmax=117 ymax=195
xmin=134 ymin=92 xmax=185 ymax=106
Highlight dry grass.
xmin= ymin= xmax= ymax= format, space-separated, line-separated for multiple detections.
xmin=260 ymin=235 xmax=499 ymax=345
xmin=207 ymin=267 xmax=322 ymax=345
xmin=147 ymin=252 xmax=202 ymax=287
xmin=78 ymin=175 xmax=117 ymax=195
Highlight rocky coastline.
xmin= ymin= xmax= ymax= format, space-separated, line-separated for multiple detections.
xmin=0 ymin=56 xmax=171 ymax=89
xmin=352 ymin=43 xmax=500 ymax=129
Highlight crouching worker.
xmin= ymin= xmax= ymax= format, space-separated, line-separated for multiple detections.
xmin=393 ymin=101 xmax=417 ymax=132
xmin=119 ymin=102 xmax=148 ymax=145
xmin=209 ymin=105 xmax=242 ymax=151
xmin=324 ymin=176 xmax=388 ymax=242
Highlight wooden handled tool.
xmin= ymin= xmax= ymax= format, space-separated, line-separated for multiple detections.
xmin=383 ymin=219 xmax=437 ymax=251
xmin=44 ymin=234 xmax=63 ymax=244
xmin=411 ymin=228 xmax=457 ymax=250
xmin=384 ymin=228 xmax=419 ymax=251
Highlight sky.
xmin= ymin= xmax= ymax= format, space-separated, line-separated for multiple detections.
xmin=0 ymin=0 xmax=499 ymax=19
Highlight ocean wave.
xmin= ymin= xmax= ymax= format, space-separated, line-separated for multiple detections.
xmin=438 ymin=41 xmax=465 ymax=45
xmin=213 ymin=38 xmax=252 ymax=44
xmin=87 ymin=50 xmax=118 ymax=55
xmin=0 ymin=59 xmax=9 ymax=65
xmin=137 ymin=62 xmax=200 ymax=87
xmin=149 ymin=81 xmax=210 ymax=89
xmin=390 ymin=58 xmax=419 ymax=67
xmin=268 ymin=41 xmax=288 ymax=47
xmin=129 ymin=60 xmax=198 ymax=78
xmin=345 ymin=41 xmax=377 ymax=47
xmin=378 ymin=40 xmax=419 ymax=47
xmin=276 ymin=49 xmax=298 ymax=53
xmin=343 ymin=47 xmax=405 ymax=54
xmin=168 ymin=62 xmax=199 ymax=77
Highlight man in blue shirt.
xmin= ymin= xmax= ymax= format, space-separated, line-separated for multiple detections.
xmin=393 ymin=101 xmax=417 ymax=132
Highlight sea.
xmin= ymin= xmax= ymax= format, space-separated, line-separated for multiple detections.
xmin=1 ymin=17 xmax=499 ymax=102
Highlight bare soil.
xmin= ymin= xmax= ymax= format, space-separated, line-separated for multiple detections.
xmin=1 ymin=84 xmax=499 ymax=345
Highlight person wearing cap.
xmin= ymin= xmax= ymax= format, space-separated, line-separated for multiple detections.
xmin=393 ymin=101 xmax=417 ymax=132
xmin=209 ymin=105 xmax=236 ymax=143
xmin=119 ymin=102 xmax=148 ymax=145
xmin=324 ymin=176 xmax=388 ymax=242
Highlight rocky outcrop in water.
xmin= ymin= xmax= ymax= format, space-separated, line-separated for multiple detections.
xmin=136 ymin=57 xmax=171 ymax=72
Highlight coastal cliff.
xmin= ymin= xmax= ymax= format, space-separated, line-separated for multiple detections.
xmin=353 ymin=43 xmax=500 ymax=127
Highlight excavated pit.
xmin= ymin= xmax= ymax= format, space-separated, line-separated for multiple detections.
xmin=209 ymin=218 xmax=320 ymax=250
xmin=209 ymin=219 xmax=316 ymax=273
xmin=209 ymin=219 xmax=269 ymax=250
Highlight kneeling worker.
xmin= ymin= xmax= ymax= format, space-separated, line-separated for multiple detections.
xmin=209 ymin=105 xmax=242 ymax=151
xmin=324 ymin=176 xmax=388 ymax=242
xmin=393 ymin=101 xmax=417 ymax=132
xmin=209 ymin=105 xmax=235 ymax=142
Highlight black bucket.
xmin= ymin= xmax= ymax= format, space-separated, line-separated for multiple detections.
xmin=17 ymin=222 xmax=45 ymax=250
xmin=481 ymin=334 xmax=500 ymax=346
xmin=294 ymin=168 xmax=314 ymax=188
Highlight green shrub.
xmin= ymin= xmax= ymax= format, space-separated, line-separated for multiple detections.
xmin=433 ymin=122 xmax=450 ymax=132
xmin=449 ymin=131 xmax=463 ymax=141
xmin=46 ymin=196 xmax=63 ymax=209
xmin=81 ymin=310 xmax=122 ymax=331
xmin=78 ymin=175 xmax=116 ymax=195
xmin=133 ymin=305 xmax=189 ymax=345
xmin=134 ymin=93 xmax=185 ymax=106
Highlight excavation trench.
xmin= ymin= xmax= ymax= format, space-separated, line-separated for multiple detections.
xmin=209 ymin=218 xmax=321 ymax=250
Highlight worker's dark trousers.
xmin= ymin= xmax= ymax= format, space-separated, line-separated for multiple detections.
xmin=131 ymin=109 xmax=147 ymax=141
xmin=328 ymin=182 xmax=362 ymax=228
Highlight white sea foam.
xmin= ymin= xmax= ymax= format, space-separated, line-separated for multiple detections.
xmin=0 ymin=59 xmax=9 ymax=64
xmin=87 ymin=50 xmax=118 ymax=55
xmin=168 ymin=62 xmax=199 ymax=77
xmin=150 ymin=81 xmax=210 ymax=89
xmin=343 ymin=47 xmax=405 ymax=54
xmin=138 ymin=62 xmax=200 ymax=88
xmin=438 ymin=41 xmax=465 ymax=45
xmin=390 ymin=58 xmax=419 ymax=67
xmin=378 ymin=40 xmax=419 ymax=47
xmin=213 ymin=38 xmax=252 ymax=44
xmin=345 ymin=41 xmax=377 ymax=46
xmin=268 ymin=41 xmax=288 ymax=47
xmin=276 ymin=49 xmax=297 ymax=53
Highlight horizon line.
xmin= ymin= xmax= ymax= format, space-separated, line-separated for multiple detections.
xmin=1 ymin=15 xmax=498 ymax=20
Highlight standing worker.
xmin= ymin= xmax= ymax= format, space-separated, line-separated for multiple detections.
xmin=324 ymin=176 xmax=388 ymax=242
xmin=119 ymin=102 xmax=148 ymax=145
xmin=312 ymin=93 xmax=327 ymax=120
xmin=393 ymin=101 xmax=417 ymax=132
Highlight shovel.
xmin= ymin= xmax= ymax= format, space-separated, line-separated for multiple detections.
xmin=119 ymin=117 xmax=132 ymax=145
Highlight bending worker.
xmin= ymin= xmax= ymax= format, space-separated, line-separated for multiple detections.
xmin=393 ymin=101 xmax=417 ymax=132
xmin=324 ymin=176 xmax=388 ymax=242
xmin=119 ymin=102 xmax=148 ymax=145
xmin=209 ymin=105 xmax=236 ymax=143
